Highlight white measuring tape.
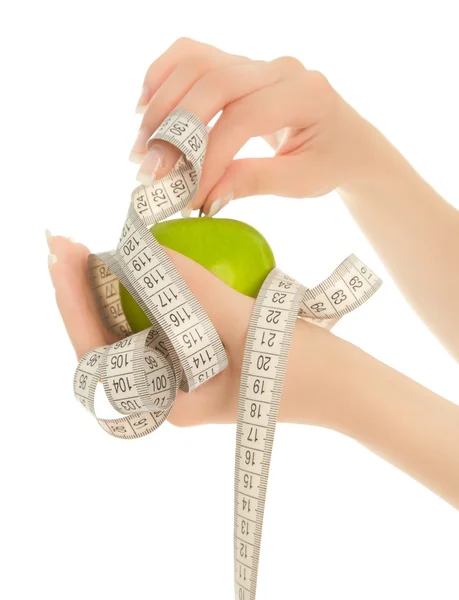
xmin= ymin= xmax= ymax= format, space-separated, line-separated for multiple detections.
xmin=73 ymin=108 xmax=382 ymax=598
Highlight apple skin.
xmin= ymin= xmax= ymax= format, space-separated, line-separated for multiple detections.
xmin=119 ymin=217 xmax=276 ymax=333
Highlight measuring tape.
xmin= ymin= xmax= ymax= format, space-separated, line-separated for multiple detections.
xmin=73 ymin=108 xmax=382 ymax=598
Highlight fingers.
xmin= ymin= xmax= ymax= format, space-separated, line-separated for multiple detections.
xmin=46 ymin=232 xmax=249 ymax=361
xmin=131 ymin=52 xmax=247 ymax=167
xmin=131 ymin=52 xmax=249 ymax=184
xmin=48 ymin=235 xmax=118 ymax=360
xmin=162 ymin=246 xmax=253 ymax=346
xmin=133 ymin=59 xmax=294 ymax=189
xmin=199 ymin=154 xmax=307 ymax=215
xmin=185 ymin=75 xmax=313 ymax=213
xmin=130 ymin=38 xmax=245 ymax=169
xmin=134 ymin=37 xmax=234 ymax=114
xmin=262 ymin=129 xmax=289 ymax=151
xmin=140 ymin=58 xmax=261 ymax=137
xmin=132 ymin=57 xmax=264 ymax=186
xmin=188 ymin=71 xmax=336 ymax=214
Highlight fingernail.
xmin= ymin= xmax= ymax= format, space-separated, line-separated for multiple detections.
xmin=48 ymin=254 xmax=57 ymax=284
xmin=207 ymin=192 xmax=233 ymax=217
xmin=207 ymin=198 xmax=221 ymax=217
xmin=45 ymin=228 xmax=52 ymax=250
xmin=129 ymin=128 xmax=150 ymax=163
xmin=276 ymin=128 xmax=289 ymax=152
xmin=181 ymin=206 xmax=193 ymax=218
xmin=135 ymin=85 xmax=149 ymax=113
xmin=129 ymin=151 xmax=146 ymax=164
xmin=69 ymin=236 xmax=76 ymax=243
xmin=136 ymin=144 xmax=164 ymax=187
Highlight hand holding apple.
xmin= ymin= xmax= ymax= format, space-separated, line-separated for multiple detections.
xmin=47 ymin=231 xmax=256 ymax=427
xmin=120 ymin=216 xmax=275 ymax=333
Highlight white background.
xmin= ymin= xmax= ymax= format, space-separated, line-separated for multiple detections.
xmin=1 ymin=1 xmax=458 ymax=598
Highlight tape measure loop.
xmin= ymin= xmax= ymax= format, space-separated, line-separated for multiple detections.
xmin=74 ymin=108 xmax=227 ymax=440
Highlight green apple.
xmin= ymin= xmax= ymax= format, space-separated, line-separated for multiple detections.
xmin=119 ymin=217 xmax=276 ymax=333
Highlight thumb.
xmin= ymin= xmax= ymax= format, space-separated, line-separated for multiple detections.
xmin=199 ymin=155 xmax=303 ymax=216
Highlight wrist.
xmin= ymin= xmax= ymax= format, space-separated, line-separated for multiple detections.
xmin=279 ymin=318 xmax=340 ymax=427
xmin=336 ymin=101 xmax=409 ymax=197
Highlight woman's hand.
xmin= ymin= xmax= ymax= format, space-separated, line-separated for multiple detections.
xmin=46 ymin=233 xmax=331 ymax=429
xmin=47 ymin=233 xmax=255 ymax=427
xmin=130 ymin=37 xmax=379 ymax=216
xmin=46 ymin=233 xmax=459 ymax=507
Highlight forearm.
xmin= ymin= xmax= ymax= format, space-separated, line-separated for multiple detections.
xmin=337 ymin=122 xmax=459 ymax=361
xmin=280 ymin=318 xmax=459 ymax=509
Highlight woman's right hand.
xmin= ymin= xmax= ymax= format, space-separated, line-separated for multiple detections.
xmin=47 ymin=233 xmax=257 ymax=427
xmin=128 ymin=37 xmax=383 ymax=216
xmin=47 ymin=232 xmax=335 ymax=429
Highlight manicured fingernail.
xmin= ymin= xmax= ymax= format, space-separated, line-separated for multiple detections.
xmin=207 ymin=192 xmax=233 ymax=217
xmin=129 ymin=151 xmax=146 ymax=164
xmin=135 ymin=85 xmax=149 ymax=113
xmin=129 ymin=128 xmax=150 ymax=163
xmin=45 ymin=228 xmax=52 ymax=250
xmin=136 ymin=144 xmax=164 ymax=187
xmin=181 ymin=206 xmax=193 ymax=218
xmin=48 ymin=254 xmax=57 ymax=284
xmin=276 ymin=128 xmax=289 ymax=151
xmin=207 ymin=198 xmax=221 ymax=217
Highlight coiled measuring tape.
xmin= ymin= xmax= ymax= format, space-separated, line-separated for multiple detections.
xmin=73 ymin=108 xmax=382 ymax=599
